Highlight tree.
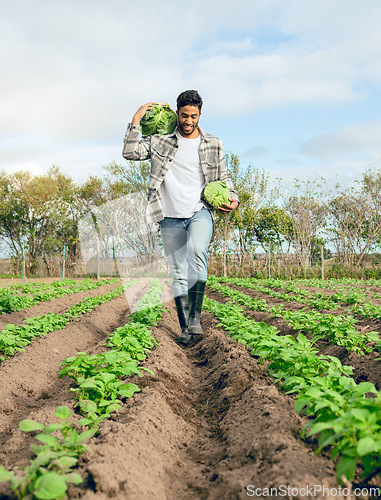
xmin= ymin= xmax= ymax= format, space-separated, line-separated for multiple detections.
xmin=103 ymin=160 xmax=150 ymax=196
xmin=250 ymin=206 xmax=293 ymax=254
xmin=0 ymin=167 xmax=99 ymax=275
xmin=283 ymin=177 xmax=328 ymax=269
xmin=0 ymin=168 xmax=77 ymax=273
xmin=327 ymin=190 xmax=369 ymax=266
xmin=356 ymin=166 xmax=381 ymax=266
xmin=78 ymin=160 xmax=164 ymax=278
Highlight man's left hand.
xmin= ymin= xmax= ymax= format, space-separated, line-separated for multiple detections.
xmin=217 ymin=198 xmax=239 ymax=213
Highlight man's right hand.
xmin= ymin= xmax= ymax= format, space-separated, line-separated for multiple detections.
xmin=131 ymin=102 xmax=170 ymax=124
xmin=132 ymin=102 xmax=154 ymax=124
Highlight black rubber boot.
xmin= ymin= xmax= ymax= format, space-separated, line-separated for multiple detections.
xmin=188 ymin=280 xmax=206 ymax=336
xmin=174 ymin=295 xmax=193 ymax=344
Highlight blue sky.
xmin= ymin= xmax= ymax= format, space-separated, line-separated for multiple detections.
xmin=1 ymin=0 xmax=381 ymax=186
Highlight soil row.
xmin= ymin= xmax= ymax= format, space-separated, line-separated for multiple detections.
xmin=221 ymin=283 xmax=381 ymax=391
xmin=0 ymin=281 xmax=150 ymax=470
xmin=68 ymin=301 xmax=345 ymax=500
xmin=0 ymin=281 xmax=121 ymax=330
xmin=1 ymin=282 xmax=380 ymax=499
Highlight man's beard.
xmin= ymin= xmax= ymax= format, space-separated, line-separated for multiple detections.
xmin=179 ymin=120 xmax=199 ymax=136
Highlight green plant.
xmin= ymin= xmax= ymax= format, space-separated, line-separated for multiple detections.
xmin=203 ymin=294 xmax=381 ymax=482
xmin=207 ymin=278 xmax=380 ymax=354
xmin=0 ymin=406 xmax=95 ymax=500
xmin=140 ymin=103 xmax=177 ymax=137
xmin=202 ymin=181 xmax=231 ymax=209
xmin=0 ymin=278 xmax=120 ymax=315
xmin=0 ymin=278 xmax=165 ymax=497
xmin=0 ymin=283 xmax=134 ymax=362
xmin=59 ymin=350 xmax=151 ymax=383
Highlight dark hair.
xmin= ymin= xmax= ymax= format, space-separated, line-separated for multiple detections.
xmin=176 ymin=90 xmax=203 ymax=112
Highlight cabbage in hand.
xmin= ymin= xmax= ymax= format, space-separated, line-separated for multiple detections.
xmin=140 ymin=103 xmax=177 ymax=137
xmin=202 ymin=181 xmax=231 ymax=209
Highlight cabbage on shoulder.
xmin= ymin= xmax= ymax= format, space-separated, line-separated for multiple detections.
xmin=140 ymin=103 xmax=177 ymax=137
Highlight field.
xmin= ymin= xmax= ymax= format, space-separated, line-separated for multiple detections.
xmin=0 ymin=276 xmax=381 ymax=499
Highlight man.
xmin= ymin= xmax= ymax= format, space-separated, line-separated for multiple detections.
xmin=123 ymin=90 xmax=239 ymax=344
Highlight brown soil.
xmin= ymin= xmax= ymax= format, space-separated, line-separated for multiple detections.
xmin=70 ymin=303 xmax=344 ymax=500
xmin=0 ymin=280 xmax=380 ymax=499
xmin=221 ymin=284 xmax=381 ymax=391
xmin=0 ymin=281 xmax=119 ymax=330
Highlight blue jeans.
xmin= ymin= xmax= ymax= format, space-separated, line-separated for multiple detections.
xmin=159 ymin=208 xmax=213 ymax=297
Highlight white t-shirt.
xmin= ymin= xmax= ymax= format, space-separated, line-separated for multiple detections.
xmin=160 ymin=131 xmax=206 ymax=218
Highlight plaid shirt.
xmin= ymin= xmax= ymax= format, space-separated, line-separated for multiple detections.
xmin=122 ymin=122 xmax=239 ymax=223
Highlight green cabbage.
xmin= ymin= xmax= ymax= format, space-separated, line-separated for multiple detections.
xmin=140 ymin=103 xmax=177 ymax=137
xmin=202 ymin=181 xmax=231 ymax=209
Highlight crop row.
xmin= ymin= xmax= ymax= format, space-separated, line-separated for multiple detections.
xmin=0 ymin=278 xmax=119 ymax=294
xmin=291 ymin=276 xmax=381 ymax=290
xmin=207 ymin=278 xmax=380 ymax=354
xmin=262 ymin=278 xmax=372 ymax=308
xmin=0 ymin=281 xmax=135 ymax=362
xmin=203 ymin=295 xmax=381 ymax=483
xmin=248 ymin=276 xmax=381 ymax=318
xmin=0 ymin=279 xmax=80 ymax=294
xmin=281 ymin=277 xmax=381 ymax=305
xmin=215 ymin=276 xmax=381 ymax=322
xmin=265 ymin=277 xmax=381 ymax=302
xmin=240 ymin=277 xmax=370 ymax=308
xmin=0 ymin=278 xmax=119 ymax=315
xmin=0 ymin=278 xmax=163 ymax=499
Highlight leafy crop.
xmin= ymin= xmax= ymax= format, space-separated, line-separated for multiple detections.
xmin=202 ymin=181 xmax=231 ymax=209
xmin=0 ymin=278 xmax=165 ymax=497
xmin=207 ymin=277 xmax=380 ymax=354
xmin=351 ymin=301 xmax=381 ymax=319
xmin=140 ymin=103 xmax=177 ymax=137
xmin=0 ymin=406 xmax=95 ymax=499
xmin=59 ymin=278 xmax=162 ymax=428
xmin=0 ymin=282 xmax=135 ymax=362
xmin=203 ymin=296 xmax=381 ymax=483
xmin=0 ymin=278 xmax=119 ymax=315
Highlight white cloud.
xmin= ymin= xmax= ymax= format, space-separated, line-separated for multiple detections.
xmin=299 ymin=121 xmax=381 ymax=161
xmin=1 ymin=0 xmax=381 ymax=181
xmin=2 ymin=0 xmax=381 ymax=136
xmin=0 ymin=141 xmax=121 ymax=182
xmin=193 ymin=51 xmax=357 ymax=117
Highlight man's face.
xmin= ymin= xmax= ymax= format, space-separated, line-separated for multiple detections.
xmin=177 ymin=105 xmax=201 ymax=138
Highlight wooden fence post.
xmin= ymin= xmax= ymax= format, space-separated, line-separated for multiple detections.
xmin=320 ymin=245 xmax=324 ymax=280
xmin=97 ymin=239 xmax=100 ymax=281
xmin=62 ymin=244 xmax=66 ymax=280
xmin=22 ymin=234 xmax=25 ymax=284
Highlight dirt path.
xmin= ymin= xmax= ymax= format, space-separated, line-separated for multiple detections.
xmin=68 ymin=301 xmax=343 ymax=500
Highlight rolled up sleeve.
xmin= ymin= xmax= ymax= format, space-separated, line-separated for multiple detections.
xmin=122 ymin=123 xmax=151 ymax=161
